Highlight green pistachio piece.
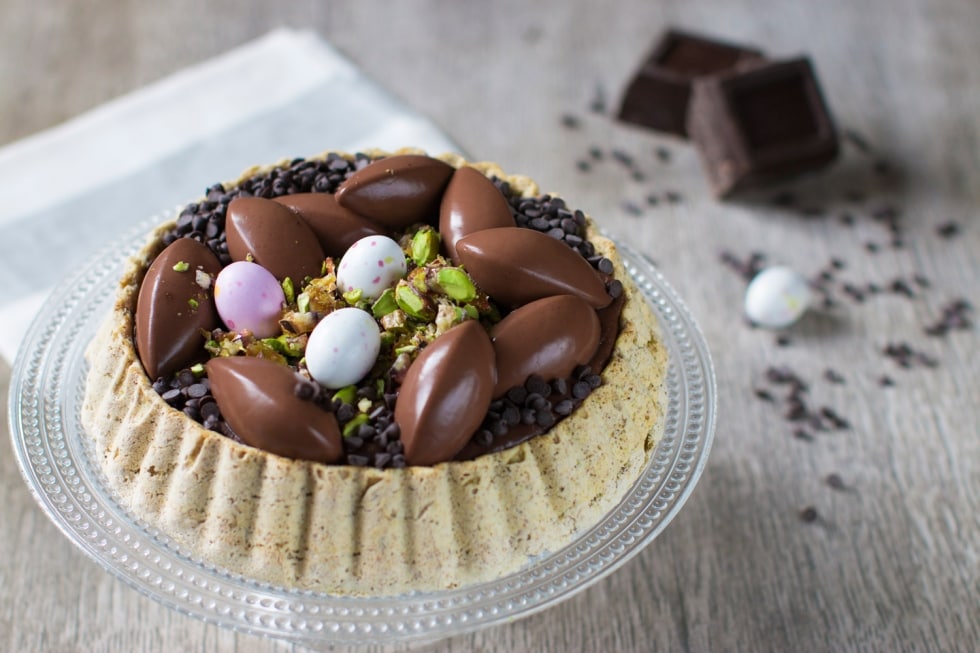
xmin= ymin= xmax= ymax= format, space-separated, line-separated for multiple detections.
xmin=342 ymin=413 xmax=370 ymax=438
xmin=172 ymin=261 xmax=190 ymax=272
xmin=281 ymin=277 xmax=295 ymax=305
xmin=343 ymin=287 xmax=363 ymax=305
xmin=190 ymin=363 xmax=205 ymax=376
xmin=410 ymin=227 xmax=441 ymax=266
xmin=436 ymin=267 xmax=477 ymax=302
xmin=296 ymin=292 xmax=311 ymax=314
xmin=380 ymin=309 xmax=408 ymax=332
xmin=395 ymin=284 xmax=435 ymax=321
xmin=332 ymin=385 xmax=358 ymax=405
xmin=187 ymin=297 xmax=199 ymax=310
xmin=371 ymin=287 xmax=399 ymax=318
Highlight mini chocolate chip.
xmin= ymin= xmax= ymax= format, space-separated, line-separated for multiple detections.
xmin=506 ymin=386 xmax=528 ymax=405
xmin=501 ymin=404 xmax=520 ymax=426
xmin=799 ymin=506 xmax=819 ymax=523
xmin=521 ymin=408 xmax=537 ymax=425
xmin=554 ymin=400 xmax=574 ymax=416
xmin=572 ymin=381 xmax=592 ymax=399
xmin=597 ymin=258 xmax=614 ymax=275
xmin=826 ymin=473 xmax=846 ymax=490
xmin=535 ymin=410 xmax=556 ymax=428
xmin=526 ymin=375 xmax=550 ymax=397
xmin=607 ymin=279 xmax=624 ymax=299
xmin=161 ymin=389 xmax=182 ymax=405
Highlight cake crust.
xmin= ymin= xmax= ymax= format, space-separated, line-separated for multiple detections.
xmin=81 ymin=150 xmax=669 ymax=596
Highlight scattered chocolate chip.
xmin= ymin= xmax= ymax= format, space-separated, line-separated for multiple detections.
xmin=925 ymin=299 xmax=973 ymax=336
xmin=879 ymin=375 xmax=896 ymax=387
xmin=936 ymin=221 xmax=961 ymax=238
xmin=823 ymin=368 xmax=846 ymax=384
xmin=654 ymin=146 xmax=672 ymax=163
xmin=621 ymin=200 xmax=643 ymax=216
xmin=825 ymin=473 xmax=846 ymax=491
xmin=793 ymin=428 xmax=814 ymax=442
xmin=561 ymin=113 xmax=581 ymax=129
xmin=799 ymin=506 xmax=819 ymax=523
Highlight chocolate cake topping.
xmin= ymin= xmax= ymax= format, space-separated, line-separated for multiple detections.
xmin=439 ymin=165 xmax=516 ymax=264
xmin=206 ymin=355 xmax=343 ymax=464
xmin=490 ymin=294 xmax=601 ymax=398
xmin=273 ymin=192 xmax=387 ymax=257
xmin=455 ymin=227 xmax=612 ymax=308
xmin=226 ymin=196 xmax=326 ymax=283
xmin=395 ymin=320 xmax=497 ymax=465
xmin=141 ymin=153 xmax=628 ymax=468
xmin=335 ymin=154 xmax=455 ymax=228
xmin=135 ymin=237 xmax=222 ymax=380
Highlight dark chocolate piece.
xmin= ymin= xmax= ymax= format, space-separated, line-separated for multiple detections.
xmin=617 ymin=29 xmax=764 ymax=137
xmin=687 ymin=57 xmax=839 ymax=197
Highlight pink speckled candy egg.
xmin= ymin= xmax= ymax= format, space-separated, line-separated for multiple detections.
xmin=213 ymin=261 xmax=286 ymax=337
xmin=336 ymin=235 xmax=407 ymax=301
xmin=305 ymin=307 xmax=381 ymax=388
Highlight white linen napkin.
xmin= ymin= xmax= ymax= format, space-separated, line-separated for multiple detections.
xmin=0 ymin=28 xmax=461 ymax=364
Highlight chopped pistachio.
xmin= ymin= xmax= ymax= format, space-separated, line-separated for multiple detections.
xmin=371 ymin=287 xmax=399 ymax=318
xmin=190 ymin=363 xmax=205 ymax=376
xmin=395 ymin=284 xmax=435 ymax=321
xmin=342 ymin=413 xmax=369 ymax=437
xmin=394 ymin=344 xmax=418 ymax=355
xmin=436 ymin=267 xmax=477 ymax=302
xmin=343 ymin=287 xmax=363 ymax=305
xmin=297 ymin=292 xmax=311 ymax=314
xmin=172 ymin=261 xmax=190 ymax=272
xmin=380 ymin=309 xmax=408 ymax=332
xmin=281 ymin=277 xmax=295 ymax=305
xmin=187 ymin=297 xmax=199 ymax=309
xmin=332 ymin=385 xmax=357 ymax=405
xmin=410 ymin=227 xmax=440 ymax=266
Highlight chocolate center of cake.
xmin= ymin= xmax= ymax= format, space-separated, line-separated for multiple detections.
xmin=136 ymin=153 xmax=624 ymax=468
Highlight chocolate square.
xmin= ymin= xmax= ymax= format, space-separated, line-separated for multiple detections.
xmin=617 ymin=29 xmax=764 ymax=137
xmin=688 ymin=57 xmax=839 ymax=196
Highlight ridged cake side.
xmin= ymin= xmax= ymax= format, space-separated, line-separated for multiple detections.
xmin=81 ymin=152 xmax=668 ymax=596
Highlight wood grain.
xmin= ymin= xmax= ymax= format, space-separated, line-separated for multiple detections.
xmin=2 ymin=1 xmax=978 ymax=651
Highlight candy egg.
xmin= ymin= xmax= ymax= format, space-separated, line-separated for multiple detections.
xmin=305 ymin=307 xmax=382 ymax=388
xmin=214 ymin=261 xmax=286 ymax=337
xmin=336 ymin=235 xmax=407 ymax=301
xmin=744 ymin=265 xmax=813 ymax=328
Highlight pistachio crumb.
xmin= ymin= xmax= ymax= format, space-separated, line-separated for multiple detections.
xmin=172 ymin=261 xmax=190 ymax=272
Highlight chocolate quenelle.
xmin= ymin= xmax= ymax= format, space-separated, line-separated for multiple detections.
xmin=82 ymin=149 xmax=668 ymax=596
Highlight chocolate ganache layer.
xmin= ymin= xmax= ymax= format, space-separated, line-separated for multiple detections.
xmin=137 ymin=152 xmax=625 ymax=468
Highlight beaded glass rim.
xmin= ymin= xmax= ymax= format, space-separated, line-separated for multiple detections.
xmin=8 ymin=216 xmax=716 ymax=647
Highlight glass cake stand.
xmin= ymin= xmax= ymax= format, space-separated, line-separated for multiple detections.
xmin=8 ymin=219 xmax=716 ymax=649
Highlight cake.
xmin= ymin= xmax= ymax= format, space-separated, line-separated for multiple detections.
xmin=81 ymin=149 xmax=668 ymax=596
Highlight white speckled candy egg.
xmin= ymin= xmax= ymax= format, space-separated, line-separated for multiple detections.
xmin=305 ymin=307 xmax=382 ymax=388
xmin=336 ymin=235 xmax=407 ymax=300
xmin=214 ymin=261 xmax=285 ymax=338
xmin=744 ymin=265 xmax=813 ymax=329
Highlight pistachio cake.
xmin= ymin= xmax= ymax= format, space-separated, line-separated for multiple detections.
xmin=81 ymin=149 xmax=668 ymax=595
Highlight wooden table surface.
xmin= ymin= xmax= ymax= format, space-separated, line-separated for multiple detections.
xmin=2 ymin=1 xmax=978 ymax=651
